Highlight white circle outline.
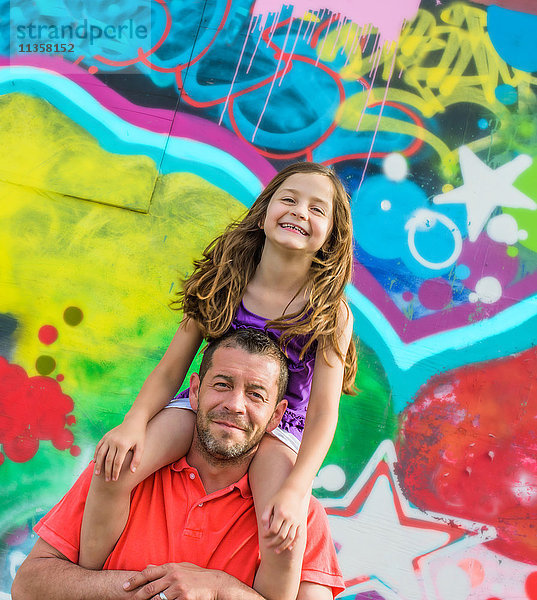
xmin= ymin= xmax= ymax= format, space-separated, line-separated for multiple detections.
xmin=405 ymin=209 xmax=463 ymax=270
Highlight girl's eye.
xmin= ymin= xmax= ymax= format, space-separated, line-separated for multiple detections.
xmin=311 ymin=206 xmax=325 ymax=215
xmin=282 ymin=197 xmax=295 ymax=203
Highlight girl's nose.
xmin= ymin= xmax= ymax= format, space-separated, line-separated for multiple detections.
xmin=291 ymin=204 xmax=307 ymax=219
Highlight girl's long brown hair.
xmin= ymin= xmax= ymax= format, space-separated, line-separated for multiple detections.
xmin=171 ymin=162 xmax=357 ymax=394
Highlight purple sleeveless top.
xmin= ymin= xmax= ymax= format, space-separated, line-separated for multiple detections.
xmin=173 ymin=302 xmax=316 ymax=442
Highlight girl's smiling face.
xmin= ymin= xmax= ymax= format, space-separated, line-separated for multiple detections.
xmin=262 ymin=173 xmax=334 ymax=255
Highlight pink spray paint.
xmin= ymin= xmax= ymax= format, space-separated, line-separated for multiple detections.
xmin=251 ymin=0 xmax=421 ymax=45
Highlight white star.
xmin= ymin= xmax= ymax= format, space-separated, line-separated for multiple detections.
xmin=329 ymin=475 xmax=449 ymax=600
xmin=433 ymin=146 xmax=535 ymax=242
xmin=323 ymin=441 xmax=496 ymax=600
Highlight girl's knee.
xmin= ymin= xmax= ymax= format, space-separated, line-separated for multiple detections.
xmin=258 ymin=434 xmax=297 ymax=462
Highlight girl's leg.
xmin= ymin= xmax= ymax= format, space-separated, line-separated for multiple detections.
xmin=250 ymin=434 xmax=307 ymax=600
xmin=79 ymin=408 xmax=195 ymax=569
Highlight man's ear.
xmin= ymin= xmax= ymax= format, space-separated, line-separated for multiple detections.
xmin=266 ymin=399 xmax=288 ymax=433
xmin=189 ymin=373 xmax=200 ymax=411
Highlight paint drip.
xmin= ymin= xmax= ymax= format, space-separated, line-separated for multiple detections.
xmin=252 ymin=0 xmax=420 ymax=44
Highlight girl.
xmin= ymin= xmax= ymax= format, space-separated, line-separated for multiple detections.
xmin=80 ymin=162 xmax=356 ymax=600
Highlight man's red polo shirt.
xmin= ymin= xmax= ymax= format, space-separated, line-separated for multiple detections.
xmin=35 ymin=458 xmax=344 ymax=597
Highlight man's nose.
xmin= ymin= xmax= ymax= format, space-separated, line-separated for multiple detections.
xmin=222 ymin=389 xmax=247 ymax=413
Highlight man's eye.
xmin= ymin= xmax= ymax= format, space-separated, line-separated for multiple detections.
xmin=214 ymin=382 xmax=229 ymax=389
xmin=250 ymin=391 xmax=265 ymax=401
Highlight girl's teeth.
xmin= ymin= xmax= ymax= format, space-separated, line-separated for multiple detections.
xmin=283 ymin=224 xmax=306 ymax=235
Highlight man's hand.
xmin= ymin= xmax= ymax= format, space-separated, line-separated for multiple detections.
xmin=123 ymin=563 xmax=222 ymax=600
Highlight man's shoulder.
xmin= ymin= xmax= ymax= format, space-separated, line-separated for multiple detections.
xmin=302 ymin=496 xmax=345 ymax=596
xmin=304 ymin=496 xmax=334 ymax=548
xmin=307 ymin=495 xmax=329 ymax=521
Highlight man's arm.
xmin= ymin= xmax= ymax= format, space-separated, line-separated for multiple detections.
xmin=123 ymin=563 xmax=264 ymax=600
xmin=13 ymin=539 xmax=334 ymax=600
xmin=11 ymin=538 xmax=136 ymax=600
xmin=122 ymin=563 xmax=334 ymax=600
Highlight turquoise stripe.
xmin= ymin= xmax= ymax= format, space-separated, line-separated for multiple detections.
xmin=0 ymin=66 xmax=262 ymax=206
xmin=347 ymin=284 xmax=537 ymax=411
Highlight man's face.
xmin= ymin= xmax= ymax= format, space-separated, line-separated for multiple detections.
xmin=189 ymin=345 xmax=287 ymax=462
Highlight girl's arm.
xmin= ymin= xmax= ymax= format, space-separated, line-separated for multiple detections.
xmin=262 ymin=302 xmax=353 ymax=549
xmin=94 ymin=317 xmax=203 ymax=481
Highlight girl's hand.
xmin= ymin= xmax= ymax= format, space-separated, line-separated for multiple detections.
xmin=261 ymin=487 xmax=308 ymax=554
xmin=93 ymin=417 xmax=147 ymax=482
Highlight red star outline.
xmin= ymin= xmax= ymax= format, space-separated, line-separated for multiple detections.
xmin=326 ymin=460 xmax=469 ymax=589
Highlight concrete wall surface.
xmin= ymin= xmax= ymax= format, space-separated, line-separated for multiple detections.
xmin=1 ymin=0 xmax=537 ymax=598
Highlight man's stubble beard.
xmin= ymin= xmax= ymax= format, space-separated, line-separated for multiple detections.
xmin=194 ymin=408 xmax=268 ymax=466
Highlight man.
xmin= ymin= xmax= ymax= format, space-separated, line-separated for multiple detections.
xmin=13 ymin=328 xmax=344 ymax=600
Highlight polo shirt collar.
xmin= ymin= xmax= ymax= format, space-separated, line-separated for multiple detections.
xmin=171 ymin=456 xmax=252 ymax=499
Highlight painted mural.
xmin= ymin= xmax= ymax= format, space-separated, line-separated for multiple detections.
xmin=1 ymin=0 xmax=537 ymax=598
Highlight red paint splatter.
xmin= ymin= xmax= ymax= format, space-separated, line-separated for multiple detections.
xmin=38 ymin=325 xmax=58 ymax=345
xmin=66 ymin=415 xmax=76 ymax=426
xmin=0 ymin=453 xmax=4 ymax=466
xmin=0 ymin=357 xmax=75 ymax=464
xmin=56 ymin=374 xmax=64 ymax=382
xmin=5 ymin=430 xmax=39 ymax=462
xmin=52 ymin=428 xmax=74 ymax=451
xmin=396 ymin=347 xmax=537 ymax=564
xmin=70 ymin=445 xmax=81 ymax=457
xmin=526 ymin=572 xmax=537 ymax=600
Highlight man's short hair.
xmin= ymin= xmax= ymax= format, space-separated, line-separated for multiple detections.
xmin=199 ymin=329 xmax=289 ymax=404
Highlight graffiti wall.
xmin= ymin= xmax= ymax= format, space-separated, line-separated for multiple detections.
xmin=1 ymin=0 xmax=537 ymax=597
